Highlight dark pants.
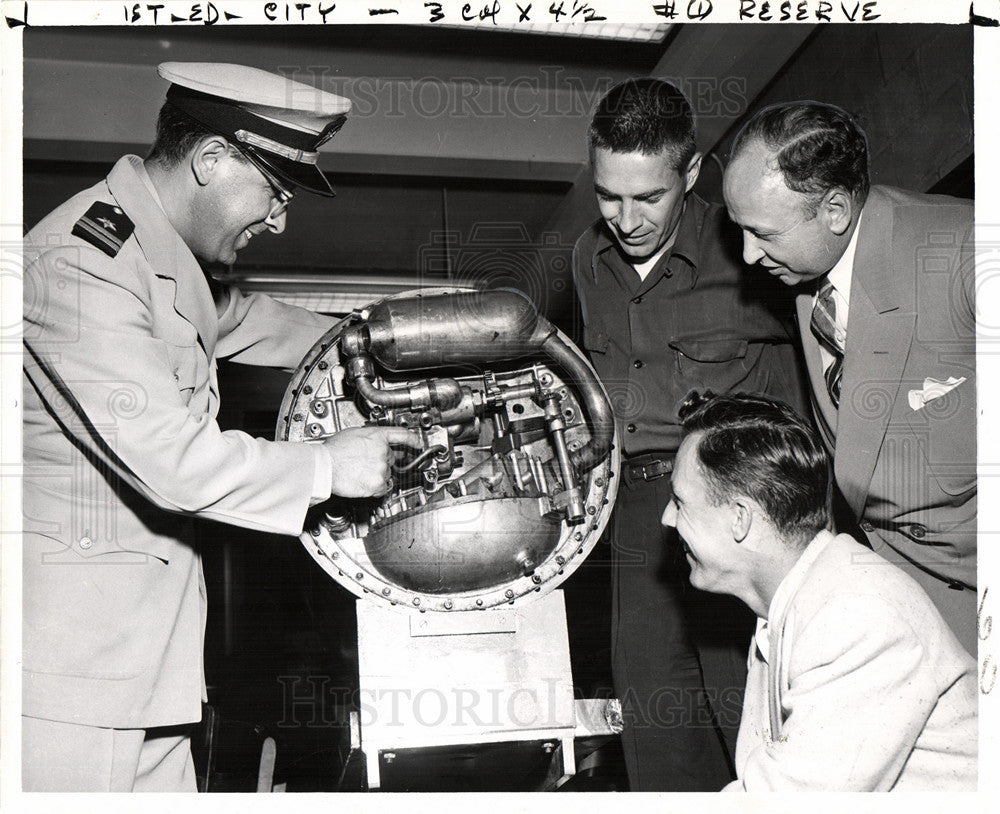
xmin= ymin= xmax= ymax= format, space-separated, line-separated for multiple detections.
xmin=610 ymin=463 xmax=754 ymax=791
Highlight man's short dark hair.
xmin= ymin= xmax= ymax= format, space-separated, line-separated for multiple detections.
xmin=146 ymin=102 xmax=247 ymax=168
xmin=730 ymin=101 xmax=870 ymax=212
xmin=588 ymin=78 xmax=697 ymax=172
xmin=679 ymin=391 xmax=831 ymax=545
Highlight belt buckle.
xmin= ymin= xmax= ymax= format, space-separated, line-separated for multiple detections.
xmin=639 ymin=460 xmax=668 ymax=481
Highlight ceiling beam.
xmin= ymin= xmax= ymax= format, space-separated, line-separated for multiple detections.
xmin=24 ymin=56 xmax=599 ymax=172
xmin=24 ymin=139 xmax=583 ymax=185
xmin=649 ymin=24 xmax=819 ymax=158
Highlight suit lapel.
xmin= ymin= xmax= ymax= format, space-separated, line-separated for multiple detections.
xmin=767 ymin=533 xmax=835 ymax=738
xmin=834 ymin=189 xmax=915 ymax=519
xmin=107 ymin=157 xmax=219 ymax=360
xmin=767 ymin=629 xmax=781 ymax=740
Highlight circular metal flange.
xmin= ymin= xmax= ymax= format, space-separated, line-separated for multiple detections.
xmin=277 ymin=288 xmax=620 ymax=613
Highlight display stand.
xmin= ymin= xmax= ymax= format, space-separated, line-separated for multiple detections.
xmin=355 ymin=589 xmax=617 ymax=790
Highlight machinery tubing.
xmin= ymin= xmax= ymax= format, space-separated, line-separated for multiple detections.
xmin=540 ymin=333 xmax=615 ymax=474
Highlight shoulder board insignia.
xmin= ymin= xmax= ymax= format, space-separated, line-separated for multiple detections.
xmin=71 ymin=201 xmax=135 ymax=258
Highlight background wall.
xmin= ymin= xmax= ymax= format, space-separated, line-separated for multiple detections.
xmin=24 ymin=23 xmax=973 ymax=336
xmin=705 ymin=24 xmax=973 ymax=201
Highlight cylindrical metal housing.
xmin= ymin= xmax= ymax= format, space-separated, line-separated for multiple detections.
xmin=344 ymin=289 xmax=554 ymax=371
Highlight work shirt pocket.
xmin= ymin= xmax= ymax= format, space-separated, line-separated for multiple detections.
xmin=669 ymin=338 xmax=765 ymax=394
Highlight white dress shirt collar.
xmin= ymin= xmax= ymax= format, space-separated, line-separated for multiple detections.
xmin=823 ymin=208 xmax=864 ymax=307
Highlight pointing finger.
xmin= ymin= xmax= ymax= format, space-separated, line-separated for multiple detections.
xmin=382 ymin=427 xmax=425 ymax=449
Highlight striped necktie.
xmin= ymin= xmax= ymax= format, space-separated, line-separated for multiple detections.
xmin=810 ymin=281 xmax=845 ymax=408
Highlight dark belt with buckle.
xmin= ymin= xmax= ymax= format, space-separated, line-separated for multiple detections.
xmin=623 ymin=454 xmax=674 ymax=482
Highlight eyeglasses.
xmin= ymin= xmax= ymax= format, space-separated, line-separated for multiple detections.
xmin=243 ymin=152 xmax=295 ymax=218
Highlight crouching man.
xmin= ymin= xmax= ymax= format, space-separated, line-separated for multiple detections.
xmin=662 ymin=392 xmax=977 ymax=791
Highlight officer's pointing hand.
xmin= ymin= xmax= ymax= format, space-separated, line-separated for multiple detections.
xmin=323 ymin=426 xmax=424 ymax=499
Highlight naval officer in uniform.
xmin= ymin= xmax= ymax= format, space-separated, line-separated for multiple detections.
xmin=22 ymin=62 xmax=419 ymax=792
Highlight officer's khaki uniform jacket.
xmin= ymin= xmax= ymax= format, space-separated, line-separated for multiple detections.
xmin=22 ymin=156 xmax=335 ymax=728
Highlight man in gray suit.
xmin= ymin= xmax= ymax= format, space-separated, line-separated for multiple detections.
xmin=722 ymin=101 xmax=976 ymax=654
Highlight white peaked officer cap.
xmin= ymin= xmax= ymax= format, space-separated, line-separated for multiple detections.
xmin=158 ymin=62 xmax=352 ymax=197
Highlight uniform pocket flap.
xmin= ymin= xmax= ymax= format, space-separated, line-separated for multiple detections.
xmin=24 ymin=480 xmax=176 ymax=564
xmin=164 ymin=342 xmax=200 ymax=392
xmin=669 ymin=338 xmax=749 ymax=363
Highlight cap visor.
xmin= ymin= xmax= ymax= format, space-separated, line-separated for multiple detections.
xmin=248 ymin=147 xmax=335 ymax=197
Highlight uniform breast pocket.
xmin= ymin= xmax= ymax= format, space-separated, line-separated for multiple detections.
xmin=163 ymin=342 xmax=201 ymax=404
xmin=669 ymin=338 xmax=764 ymax=393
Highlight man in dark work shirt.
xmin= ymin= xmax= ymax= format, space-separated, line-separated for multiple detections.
xmin=571 ymin=78 xmax=807 ymax=791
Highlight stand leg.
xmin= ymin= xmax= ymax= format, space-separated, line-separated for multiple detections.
xmin=365 ymin=748 xmax=381 ymax=790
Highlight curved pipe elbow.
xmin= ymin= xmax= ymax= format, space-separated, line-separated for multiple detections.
xmin=354 ymin=373 xmax=464 ymax=412
xmin=353 ymin=374 xmax=413 ymax=409
xmin=540 ymin=332 xmax=615 ymax=474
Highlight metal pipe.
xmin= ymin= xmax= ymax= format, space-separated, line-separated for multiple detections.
xmin=353 ymin=370 xmax=464 ymax=411
xmin=342 ymin=289 xmax=614 ymax=473
xmin=393 ymin=444 xmax=448 ymax=474
xmin=540 ymin=332 xmax=615 ymax=475
xmin=543 ymin=396 xmax=586 ymax=522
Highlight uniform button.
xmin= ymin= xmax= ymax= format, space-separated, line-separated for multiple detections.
xmin=633 ymin=359 xmax=644 ymax=369
xmin=626 ymin=423 xmax=637 ymax=433
xmin=860 ymin=521 xmax=875 ymax=533
xmin=173 ymin=370 xmax=180 ymax=382
xmin=632 ymin=295 xmax=643 ymax=305
xmin=911 ymin=524 xmax=927 ymax=539
xmin=79 ymin=536 xmax=93 ymax=550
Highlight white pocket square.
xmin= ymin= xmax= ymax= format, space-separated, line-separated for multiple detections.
xmin=908 ymin=376 xmax=967 ymax=411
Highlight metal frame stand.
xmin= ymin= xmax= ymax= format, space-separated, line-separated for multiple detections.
xmin=355 ymin=589 xmax=612 ymax=790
